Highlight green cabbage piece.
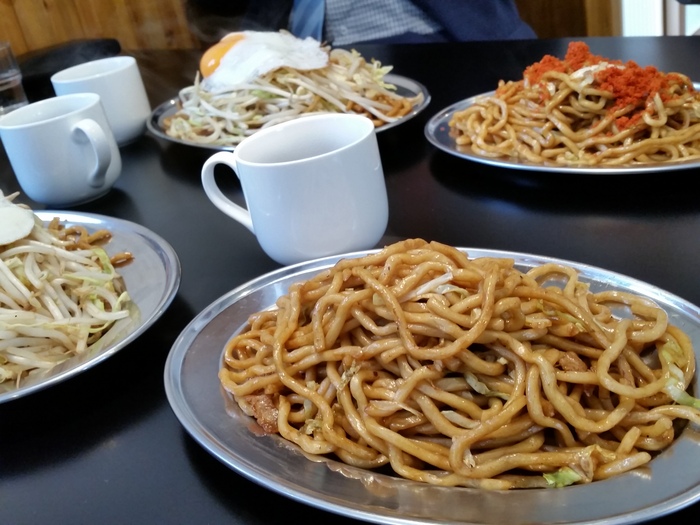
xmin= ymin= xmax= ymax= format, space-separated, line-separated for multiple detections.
xmin=661 ymin=339 xmax=700 ymax=409
xmin=543 ymin=467 xmax=582 ymax=488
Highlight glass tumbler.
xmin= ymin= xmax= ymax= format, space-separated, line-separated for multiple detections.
xmin=0 ymin=41 xmax=29 ymax=116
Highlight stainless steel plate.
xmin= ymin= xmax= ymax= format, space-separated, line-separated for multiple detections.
xmin=164 ymin=248 xmax=700 ymax=525
xmin=0 ymin=211 xmax=181 ymax=403
xmin=425 ymin=91 xmax=700 ymax=174
xmin=147 ymin=74 xmax=431 ymax=151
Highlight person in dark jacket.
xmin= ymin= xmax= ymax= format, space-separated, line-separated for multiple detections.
xmin=185 ymin=0 xmax=536 ymax=45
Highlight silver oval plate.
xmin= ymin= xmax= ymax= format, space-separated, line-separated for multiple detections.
xmin=0 ymin=211 xmax=181 ymax=404
xmin=165 ymin=247 xmax=700 ymax=525
xmin=148 ymin=74 xmax=431 ymax=151
xmin=425 ymin=89 xmax=700 ymax=175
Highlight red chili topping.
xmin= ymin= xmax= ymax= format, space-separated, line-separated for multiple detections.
xmin=595 ymin=64 xmax=663 ymax=124
xmin=521 ymin=41 xmax=693 ymax=130
xmin=523 ymin=42 xmax=610 ymax=85
xmin=564 ymin=41 xmax=608 ymax=71
xmin=524 ymin=55 xmax=566 ymax=85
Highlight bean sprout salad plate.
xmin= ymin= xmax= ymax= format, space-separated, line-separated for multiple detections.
xmin=0 ymin=211 xmax=180 ymax=403
xmin=148 ymin=73 xmax=430 ymax=151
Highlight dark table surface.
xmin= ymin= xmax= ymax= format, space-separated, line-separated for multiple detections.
xmin=2 ymin=35 xmax=700 ymax=525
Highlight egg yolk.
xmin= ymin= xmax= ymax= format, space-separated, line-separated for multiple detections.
xmin=200 ymin=33 xmax=246 ymax=77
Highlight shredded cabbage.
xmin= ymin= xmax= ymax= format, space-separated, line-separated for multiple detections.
xmin=165 ymin=46 xmax=423 ymax=147
xmin=544 ymin=467 xmax=583 ymax=488
xmin=0 ymin=211 xmax=135 ymax=391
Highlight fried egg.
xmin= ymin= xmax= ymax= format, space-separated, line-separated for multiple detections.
xmin=0 ymin=191 xmax=34 ymax=246
xmin=200 ymin=31 xmax=329 ymax=93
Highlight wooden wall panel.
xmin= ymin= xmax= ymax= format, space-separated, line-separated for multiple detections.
xmin=515 ymin=0 xmax=619 ymax=38
xmin=2 ymin=0 xmax=620 ymax=56
xmin=74 ymin=1 xmax=139 ymax=49
xmin=12 ymin=1 xmax=84 ymax=51
xmin=516 ymin=0 xmax=588 ymax=38
xmin=585 ymin=0 xmax=622 ymax=36
xmin=0 ymin=0 xmax=28 ymax=54
xmin=0 ymin=0 xmax=199 ymax=55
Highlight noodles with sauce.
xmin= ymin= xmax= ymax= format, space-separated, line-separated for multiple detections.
xmin=220 ymin=239 xmax=700 ymax=489
xmin=448 ymin=42 xmax=700 ymax=167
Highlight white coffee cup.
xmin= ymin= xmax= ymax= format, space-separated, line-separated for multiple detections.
xmin=201 ymin=113 xmax=389 ymax=266
xmin=51 ymin=56 xmax=151 ymax=146
xmin=0 ymin=93 xmax=121 ymax=207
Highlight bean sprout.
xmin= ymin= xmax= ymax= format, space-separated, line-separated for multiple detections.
xmin=0 ymin=206 xmax=135 ymax=391
xmin=164 ymin=48 xmax=423 ymax=147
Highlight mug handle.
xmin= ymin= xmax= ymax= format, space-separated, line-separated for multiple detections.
xmin=72 ymin=119 xmax=112 ymax=188
xmin=201 ymin=151 xmax=254 ymax=233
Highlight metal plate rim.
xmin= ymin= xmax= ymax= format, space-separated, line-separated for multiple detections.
xmin=0 ymin=211 xmax=182 ymax=404
xmin=164 ymin=247 xmax=700 ymax=525
xmin=424 ymin=89 xmax=700 ymax=175
xmin=147 ymin=73 xmax=431 ymax=151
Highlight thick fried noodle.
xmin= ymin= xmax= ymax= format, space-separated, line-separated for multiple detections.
xmin=448 ymin=42 xmax=700 ymax=167
xmin=219 ymin=239 xmax=700 ymax=489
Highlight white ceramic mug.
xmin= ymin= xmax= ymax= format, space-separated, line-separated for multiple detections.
xmin=201 ymin=113 xmax=389 ymax=266
xmin=0 ymin=93 xmax=121 ymax=207
xmin=51 ymin=56 xmax=151 ymax=146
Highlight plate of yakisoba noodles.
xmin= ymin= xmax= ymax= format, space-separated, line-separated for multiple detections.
xmin=148 ymin=31 xmax=429 ymax=151
xmin=425 ymin=41 xmax=700 ymax=174
xmin=165 ymin=238 xmax=700 ymax=525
